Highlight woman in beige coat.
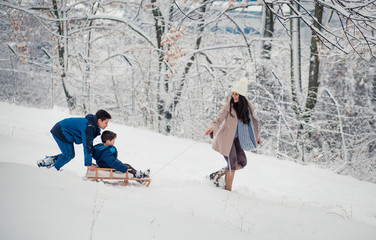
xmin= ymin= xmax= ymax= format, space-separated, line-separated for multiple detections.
xmin=205 ymin=78 xmax=260 ymax=191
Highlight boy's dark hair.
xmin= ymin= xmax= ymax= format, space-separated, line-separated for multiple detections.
xmin=96 ymin=109 xmax=112 ymax=121
xmin=101 ymin=130 xmax=117 ymax=143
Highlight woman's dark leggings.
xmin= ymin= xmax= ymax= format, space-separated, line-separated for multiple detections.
xmin=223 ymin=138 xmax=247 ymax=170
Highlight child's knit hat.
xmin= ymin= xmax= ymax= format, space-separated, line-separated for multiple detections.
xmin=232 ymin=77 xmax=248 ymax=96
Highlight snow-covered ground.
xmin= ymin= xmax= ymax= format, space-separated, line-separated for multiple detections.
xmin=1 ymin=102 xmax=376 ymax=240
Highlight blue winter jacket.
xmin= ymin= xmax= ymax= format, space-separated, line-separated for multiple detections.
xmin=50 ymin=114 xmax=101 ymax=166
xmin=93 ymin=143 xmax=129 ymax=173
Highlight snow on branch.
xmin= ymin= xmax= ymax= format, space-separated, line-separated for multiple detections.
xmin=262 ymin=0 xmax=376 ymax=58
xmin=0 ymin=1 xmax=156 ymax=48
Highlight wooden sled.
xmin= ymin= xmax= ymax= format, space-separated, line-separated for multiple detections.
xmin=86 ymin=168 xmax=151 ymax=187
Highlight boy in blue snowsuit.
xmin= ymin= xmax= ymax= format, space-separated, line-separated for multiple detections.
xmin=38 ymin=109 xmax=111 ymax=171
xmin=93 ymin=130 xmax=149 ymax=178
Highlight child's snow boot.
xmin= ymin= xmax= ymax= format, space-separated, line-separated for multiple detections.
xmin=135 ymin=169 xmax=150 ymax=184
xmin=136 ymin=169 xmax=150 ymax=178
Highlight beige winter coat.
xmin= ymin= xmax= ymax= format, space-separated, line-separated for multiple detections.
xmin=209 ymin=100 xmax=259 ymax=157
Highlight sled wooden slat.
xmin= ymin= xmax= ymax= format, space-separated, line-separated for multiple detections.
xmin=87 ymin=168 xmax=151 ymax=187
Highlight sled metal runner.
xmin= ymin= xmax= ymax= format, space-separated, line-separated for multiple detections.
xmin=87 ymin=168 xmax=151 ymax=187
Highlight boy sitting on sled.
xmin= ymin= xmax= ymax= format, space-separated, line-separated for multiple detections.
xmin=92 ymin=130 xmax=149 ymax=179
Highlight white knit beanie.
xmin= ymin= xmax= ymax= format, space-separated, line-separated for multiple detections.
xmin=232 ymin=77 xmax=248 ymax=96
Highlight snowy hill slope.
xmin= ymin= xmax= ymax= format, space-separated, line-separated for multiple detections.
xmin=1 ymin=102 xmax=376 ymax=240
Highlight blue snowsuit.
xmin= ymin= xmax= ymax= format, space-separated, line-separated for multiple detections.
xmin=50 ymin=114 xmax=101 ymax=170
xmin=92 ymin=143 xmax=132 ymax=173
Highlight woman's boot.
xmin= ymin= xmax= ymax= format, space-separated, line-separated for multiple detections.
xmin=209 ymin=167 xmax=227 ymax=187
xmin=225 ymin=170 xmax=236 ymax=191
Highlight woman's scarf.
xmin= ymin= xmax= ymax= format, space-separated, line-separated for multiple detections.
xmin=237 ymin=111 xmax=257 ymax=151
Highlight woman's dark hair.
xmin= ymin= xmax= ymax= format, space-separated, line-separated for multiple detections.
xmin=101 ymin=130 xmax=117 ymax=143
xmin=96 ymin=109 xmax=112 ymax=121
xmin=230 ymin=95 xmax=250 ymax=125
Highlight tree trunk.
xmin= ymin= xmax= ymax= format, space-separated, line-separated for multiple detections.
xmin=82 ymin=2 xmax=100 ymax=114
xmin=171 ymin=0 xmax=208 ymax=109
xmin=150 ymin=0 xmax=170 ymax=132
xmin=153 ymin=0 xmax=208 ymax=134
xmin=51 ymin=0 xmax=75 ymax=110
xmin=290 ymin=0 xmax=303 ymax=160
xmin=304 ymin=3 xmax=324 ymax=122
xmin=290 ymin=0 xmax=302 ymax=119
xmin=262 ymin=3 xmax=274 ymax=59
xmin=371 ymin=58 xmax=376 ymax=113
